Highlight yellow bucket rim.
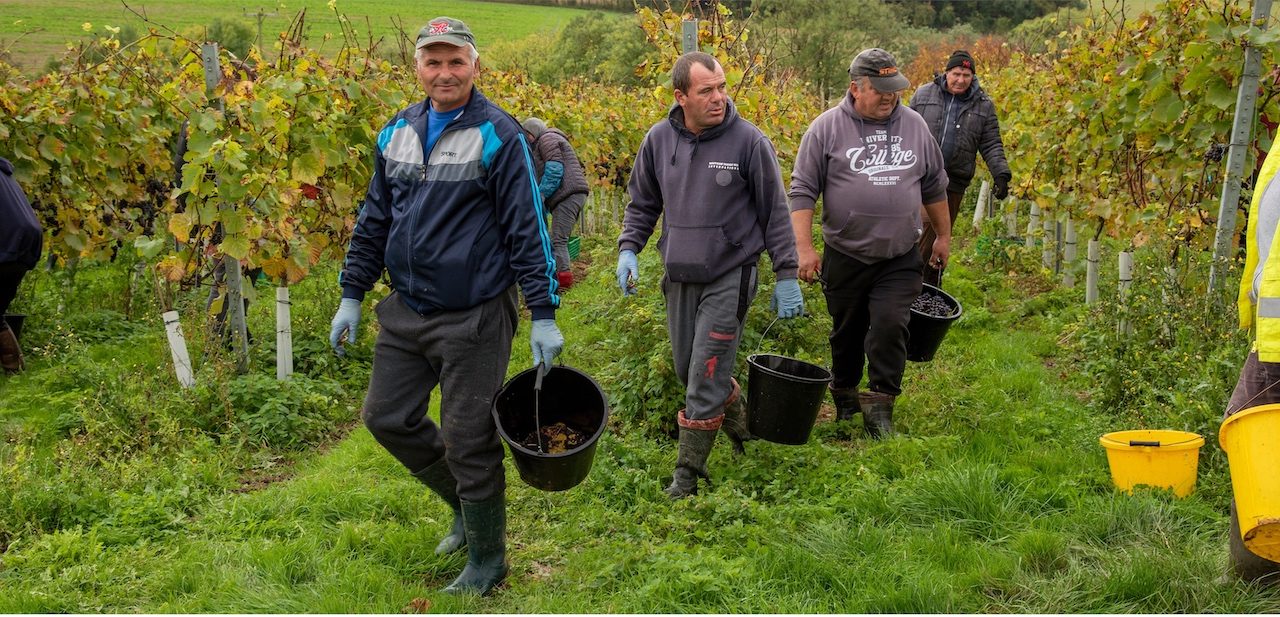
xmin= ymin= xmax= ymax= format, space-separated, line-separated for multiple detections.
xmin=1099 ymin=430 xmax=1204 ymax=451
xmin=1220 ymin=402 xmax=1280 ymax=449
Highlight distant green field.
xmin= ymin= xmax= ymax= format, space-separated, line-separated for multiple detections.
xmin=0 ymin=0 xmax=590 ymax=71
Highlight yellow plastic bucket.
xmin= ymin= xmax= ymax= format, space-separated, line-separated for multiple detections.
xmin=1220 ymin=403 xmax=1280 ymax=561
xmin=1099 ymin=429 xmax=1204 ymax=497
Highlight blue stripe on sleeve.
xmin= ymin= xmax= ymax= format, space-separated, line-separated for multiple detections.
xmin=517 ymin=131 xmax=560 ymax=304
xmin=377 ymin=118 xmax=406 ymax=152
xmin=479 ymin=121 xmax=502 ymax=170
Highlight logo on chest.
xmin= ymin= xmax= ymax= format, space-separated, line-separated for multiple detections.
xmin=845 ymin=134 xmax=917 ymax=185
xmin=708 ymin=161 xmax=739 ymax=187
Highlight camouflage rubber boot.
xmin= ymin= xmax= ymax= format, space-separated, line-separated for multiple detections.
xmin=858 ymin=391 xmax=896 ymax=439
xmin=0 ymin=322 xmax=22 ymax=374
xmin=664 ymin=424 xmax=718 ymax=499
xmin=721 ymin=378 xmax=753 ymax=455
xmin=411 ymin=457 xmax=466 ymax=555
xmin=443 ymin=494 xmax=509 ymax=596
xmin=830 ymin=386 xmax=861 ymax=422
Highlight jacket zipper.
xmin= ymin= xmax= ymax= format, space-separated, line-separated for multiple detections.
xmin=406 ymin=109 xmax=466 ymax=298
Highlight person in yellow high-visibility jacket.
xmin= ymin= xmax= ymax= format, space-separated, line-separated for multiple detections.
xmin=1229 ymin=134 xmax=1280 ymax=584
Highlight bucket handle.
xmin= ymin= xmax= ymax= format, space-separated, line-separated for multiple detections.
xmin=1129 ymin=440 xmax=1161 ymax=447
xmin=533 ymin=363 xmax=548 ymax=453
xmin=751 ymin=314 xmax=781 ymax=358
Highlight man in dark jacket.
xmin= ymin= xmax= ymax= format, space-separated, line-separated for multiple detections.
xmin=522 ymin=117 xmax=589 ymax=289
xmin=0 ymin=157 xmax=42 ymax=374
xmin=909 ymin=50 xmax=1012 ymax=286
xmin=328 ymin=17 xmax=564 ymax=596
xmin=789 ymin=48 xmax=950 ymax=439
xmin=616 ymin=51 xmax=804 ymax=498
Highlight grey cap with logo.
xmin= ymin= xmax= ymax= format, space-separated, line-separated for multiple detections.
xmin=415 ymin=17 xmax=476 ymax=49
xmin=848 ymin=47 xmax=910 ymax=92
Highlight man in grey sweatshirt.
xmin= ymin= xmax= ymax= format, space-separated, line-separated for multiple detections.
xmin=617 ymin=51 xmax=804 ymax=498
xmin=788 ymin=48 xmax=951 ymax=439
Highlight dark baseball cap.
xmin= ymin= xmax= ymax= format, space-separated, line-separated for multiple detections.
xmin=416 ymin=17 xmax=476 ymax=49
xmin=848 ymin=48 xmax=910 ymax=92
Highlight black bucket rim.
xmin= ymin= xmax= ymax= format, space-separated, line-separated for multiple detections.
xmin=910 ymin=283 xmax=964 ymax=321
xmin=746 ymin=353 xmax=832 ymax=385
xmin=492 ymin=364 xmax=610 ymax=460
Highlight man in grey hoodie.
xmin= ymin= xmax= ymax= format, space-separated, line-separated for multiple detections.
xmin=788 ymin=48 xmax=950 ymax=439
xmin=616 ymin=51 xmax=804 ymax=498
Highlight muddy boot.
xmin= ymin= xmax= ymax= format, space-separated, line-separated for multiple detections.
xmin=0 ymin=322 xmax=22 ymax=374
xmin=443 ymin=494 xmax=508 ymax=596
xmin=1230 ymin=500 xmax=1280 ymax=584
xmin=721 ymin=379 xmax=753 ymax=455
xmin=412 ymin=457 xmax=466 ymax=556
xmin=858 ymin=391 xmax=895 ymax=439
xmin=664 ymin=418 xmax=718 ymax=499
xmin=831 ymin=386 xmax=861 ymax=421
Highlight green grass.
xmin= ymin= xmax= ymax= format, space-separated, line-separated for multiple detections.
xmin=0 ymin=0 xmax=591 ymax=72
xmin=2 ymin=206 xmax=1280 ymax=611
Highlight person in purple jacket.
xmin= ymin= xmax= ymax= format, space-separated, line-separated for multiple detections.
xmin=0 ymin=157 xmax=42 ymax=375
xmin=327 ymin=17 xmax=563 ymax=596
xmin=788 ymin=48 xmax=951 ymax=439
xmin=616 ymin=51 xmax=804 ymax=499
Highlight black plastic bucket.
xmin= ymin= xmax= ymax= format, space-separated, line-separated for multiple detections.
xmin=906 ymin=283 xmax=962 ymax=362
xmin=746 ymin=354 xmax=832 ymax=445
xmin=492 ymin=365 xmax=609 ymax=492
xmin=2 ymin=314 xmax=24 ymax=343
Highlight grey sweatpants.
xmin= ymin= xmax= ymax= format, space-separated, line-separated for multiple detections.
xmin=663 ymin=265 xmax=758 ymax=425
xmin=361 ymin=288 xmax=518 ymax=502
xmin=550 ymin=192 xmax=586 ymax=273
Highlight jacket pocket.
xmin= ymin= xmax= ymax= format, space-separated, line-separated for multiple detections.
xmin=661 ymin=225 xmax=747 ymax=283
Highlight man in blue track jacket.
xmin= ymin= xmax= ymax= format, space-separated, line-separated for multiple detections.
xmin=328 ymin=17 xmax=564 ymax=596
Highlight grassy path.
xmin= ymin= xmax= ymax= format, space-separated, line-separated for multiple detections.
xmin=1 ymin=238 xmax=1279 ymax=612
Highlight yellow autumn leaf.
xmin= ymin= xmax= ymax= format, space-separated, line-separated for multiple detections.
xmin=167 ymin=212 xmax=193 ymax=243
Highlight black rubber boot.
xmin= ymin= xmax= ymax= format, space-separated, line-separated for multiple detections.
xmin=411 ymin=457 xmax=466 ymax=556
xmin=858 ymin=391 xmax=895 ymax=439
xmin=664 ymin=426 xmax=717 ymax=499
xmin=1230 ymin=500 xmax=1280 ymax=584
xmin=830 ymin=386 xmax=861 ymax=421
xmin=721 ymin=379 xmax=753 ymax=455
xmin=0 ymin=321 xmax=22 ymax=374
xmin=443 ymin=494 xmax=508 ymax=596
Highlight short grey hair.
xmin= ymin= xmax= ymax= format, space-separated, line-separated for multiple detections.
xmin=672 ymin=51 xmax=718 ymax=93
xmin=414 ymin=42 xmax=479 ymax=66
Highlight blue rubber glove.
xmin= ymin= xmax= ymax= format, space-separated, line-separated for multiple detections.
xmin=616 ymin=250 xmax=638 ymax=296
xmin=771 ymin=278 xmax=805 ymax=319
xmin=530 ymin=319 xmax=564 ymax=370
xmin=329 ymin=298 xmax=361 ymax=356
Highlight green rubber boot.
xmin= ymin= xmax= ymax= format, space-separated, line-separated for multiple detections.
xmin=664 ymin=426 xmax=717 ymax=499
xmin=411 ymin=457 xmax=466 ymax=555
xmin=858 ymin=391 xmax=895 ymax=439
xmin=443 ymin=494 xmax=509 ymax=596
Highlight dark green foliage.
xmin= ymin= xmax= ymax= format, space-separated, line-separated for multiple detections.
xmin=888 ymin=0 xmax=1086 ymax=33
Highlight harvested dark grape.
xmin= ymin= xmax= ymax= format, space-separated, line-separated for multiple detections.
xmin=911 ymin=292 xmax=956 ymax=318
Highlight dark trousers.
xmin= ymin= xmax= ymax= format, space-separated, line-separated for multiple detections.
xmin=822 ymin=247 xmax=922 ymax=396
xmin=0 ymin=262 xmax=28 ymax=318
xmin=361 ymin=288 xmax=517 ymax=503
xmin=919 ymin=190 xmax=964 ymax=287
xmin=1225 ymin=351 xmax=1280 ymax=583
